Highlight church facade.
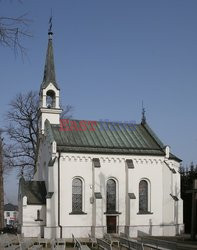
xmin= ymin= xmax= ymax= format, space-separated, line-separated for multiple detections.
xmin=18 ymin=32 xmax=184 ymax=239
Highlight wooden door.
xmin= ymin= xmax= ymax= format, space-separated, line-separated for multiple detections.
xmin=107 ymin=216 xmax=116 ymax=233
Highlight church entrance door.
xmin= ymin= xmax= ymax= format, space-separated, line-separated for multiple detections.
xmin=107 ymin=216 xmax=116 ymax=233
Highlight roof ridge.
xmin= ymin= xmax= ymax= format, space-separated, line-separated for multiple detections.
xmin=54 ymin=119 xmax=139 ymax=125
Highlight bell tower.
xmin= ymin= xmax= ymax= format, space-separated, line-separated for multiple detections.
xmin=39 ymin=28 xmax=62 ymax=133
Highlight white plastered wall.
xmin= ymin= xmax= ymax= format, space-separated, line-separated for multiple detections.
xmin=43 ymin=151 xmax=183 ymax=238
xmin=21 ymin=201 xmax=46 ymax=237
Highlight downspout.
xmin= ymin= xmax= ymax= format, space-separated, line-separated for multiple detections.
xmin=58 ymin=151 xmax=62 ymax=238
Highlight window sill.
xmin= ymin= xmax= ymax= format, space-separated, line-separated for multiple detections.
xmin=69 ymin=212 xmax=87 ymax=215
xmin=137 ymin=211 xmax=153 ymax=215
xmin=35 ymin=219 xmax=43 ymax=221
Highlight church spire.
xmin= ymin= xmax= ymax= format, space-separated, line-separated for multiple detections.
xmin=41 ymin=17 xmax=59 ymax=90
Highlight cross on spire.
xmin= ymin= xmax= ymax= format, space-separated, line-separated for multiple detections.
xmin=141 ymin=101 xmax=146 ymax=124
xmin=48 ymin=11 xmax=53 ymax=37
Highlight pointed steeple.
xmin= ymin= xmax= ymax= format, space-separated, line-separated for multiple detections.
xmin=38 ymin=18 xmax=62 ymax=133
xmin=41 ymin=27 xmax=59 ymax=90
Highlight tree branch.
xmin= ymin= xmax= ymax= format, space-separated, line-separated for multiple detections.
xmin=0 ymin=13 xmax=32 ymax=57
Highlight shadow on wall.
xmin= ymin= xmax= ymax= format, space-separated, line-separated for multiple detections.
xmin=40 ymin=206 xmax=45 ymax=237
xmin=99 ymin=172 xmax=106 ymax=234
xmin=46 ymin=162 xmax=57 ymax=238
xmin=174 ymin=183 xmax=180 ymax=235
xmin=137 ymin=220 xmax=182 ymax=237
xmin=137 ymin=220 xmax=153 ymax=237
xmin=137 ymin=230 xmax=150 ymax=237
xmin=149 ymin=219 xmax=152 ymax=235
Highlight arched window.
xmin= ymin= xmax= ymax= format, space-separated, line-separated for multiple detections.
xmin=46 ymin=90 xmax=55 ymax=108
xmin=72 ymin=178 xmax=82 ymax=213
xmin=37 ymin=210 xmax=40 ymax=220
xmin=107 ymin=179 xmax=116 ymax=212
xmin=139 ymin=180 xmax=148 ymax=213
xmin=35 ymin=209 xmax=43 ymax=221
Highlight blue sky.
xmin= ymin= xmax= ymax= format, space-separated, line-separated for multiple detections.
xmin=1 ymin=0 xmax=197 ymax=203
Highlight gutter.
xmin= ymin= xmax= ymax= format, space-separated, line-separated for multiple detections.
xmin=58 ymin=151 xmax=62 ymax=238
xmin=164 ymin=160 xmax=176 ymax=174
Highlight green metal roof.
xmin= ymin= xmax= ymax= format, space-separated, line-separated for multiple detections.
xmin=19 ymin=178 xmax=46 ymax=205
xmin=4 ymin=203 xmax=18 ymax=211
xmin=46 ymin=119 xmax=181 ymax=158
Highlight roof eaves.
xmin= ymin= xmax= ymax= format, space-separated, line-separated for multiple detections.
xmin=164 ymin=161 xmax=177 ymax=174
xmin=169 ymin=153 xmax=182 ymax=162
xmin=141 ymin=122 xmax=164 ymax=150
xmin=57 ymin=145 xmax=165 ymax=156
xmin=46 ymin=192 xmax=54 ymax=199
xmin=48 ymin=157 xmax=57 ymax=166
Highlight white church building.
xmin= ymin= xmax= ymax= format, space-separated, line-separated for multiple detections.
xmin=18 ymin=31 xmax=184 ymax=239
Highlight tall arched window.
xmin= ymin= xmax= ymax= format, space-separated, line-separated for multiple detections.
xmin=139 ymin=180 xmax=148 ymax=213
xmin=107 ymin=179 xmax=116 ymax=212
xmin=72 ymin=178 xmax=82 ymax=213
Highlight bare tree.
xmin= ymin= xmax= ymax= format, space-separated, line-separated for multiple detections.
xmin=0 ymin=136 xmax=4 ymax=230
xmin=0 ymin=2 xmax=32 ymax=226
xmin=0 ymin=13 xmax=31 ymax=57
xmin=5 ymin=91 xmax=73 ymax=178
